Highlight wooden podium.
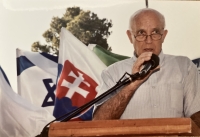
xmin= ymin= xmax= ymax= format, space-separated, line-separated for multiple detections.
xmin=48 ymin=118 xmax=200 ymax=137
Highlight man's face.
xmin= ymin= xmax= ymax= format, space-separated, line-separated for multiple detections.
xmin=127 ymin=12 xmax=168 ymax=56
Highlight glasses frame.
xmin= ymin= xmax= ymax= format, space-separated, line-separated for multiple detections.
xmin=133 ymin=33 xmax=163 ymax=42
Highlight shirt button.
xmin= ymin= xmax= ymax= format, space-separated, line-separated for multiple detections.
xmin=153 ymin=105 xmax=157 ymax=108
xmin=152 ymin=86 xmax=155 ymax=89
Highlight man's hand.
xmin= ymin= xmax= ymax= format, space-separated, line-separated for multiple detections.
xmin=132 ymin=52 xmax=153 ymax=74
xmin=132 ymin=52 xmax=160 ymax=86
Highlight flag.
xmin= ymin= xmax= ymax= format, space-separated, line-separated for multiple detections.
xmin=88 ymin=44 xmax=130 ymax=66
xmin=16 ymin=43 xmax=129 ymax=120
xmin=53 ymin=28 xmax=107 ymax=120
xmin=192 ymin=57 xmax=200 ymax=74
xmin=0 ymin=66 xmax=54 ymax=137
xmin=17 ymin=49 xmax=58 ymax=115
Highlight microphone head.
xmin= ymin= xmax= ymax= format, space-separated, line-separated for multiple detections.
xmin=150 ymin=54 xmax=159 ymax=70
xmin=138 ymin=53 xmax=160 ymax=77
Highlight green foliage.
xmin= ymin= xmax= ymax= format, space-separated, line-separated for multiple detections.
xmin=31 ymin=7 xmax=112 ymax=55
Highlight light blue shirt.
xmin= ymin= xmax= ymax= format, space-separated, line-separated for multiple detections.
xmin=95 ymin=51 xmax=200 ymax=119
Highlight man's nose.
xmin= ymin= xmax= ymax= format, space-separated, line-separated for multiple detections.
xmin=145 ymin=35 xmax=152 ymax=43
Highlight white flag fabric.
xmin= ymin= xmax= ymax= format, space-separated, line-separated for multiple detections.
xmin=17 ymin=49 xmax=58 ymax=115
xmin=0 ymin=66 xmax=54 ymax=137
xmin=53 ymin=28 xmax=106 ymax=120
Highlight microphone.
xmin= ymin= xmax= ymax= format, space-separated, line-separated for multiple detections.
xmin=139 ymin=54 xmax=159 ymax=77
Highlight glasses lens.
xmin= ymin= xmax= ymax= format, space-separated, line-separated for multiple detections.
xmin=151 ymin=34 xmax=161 ymax=40
xmin=136 ymin=35 xmax=145 ymax=41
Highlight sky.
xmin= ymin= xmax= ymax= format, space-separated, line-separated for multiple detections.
xmin=0 ymin=0 xmax=200 ymax=92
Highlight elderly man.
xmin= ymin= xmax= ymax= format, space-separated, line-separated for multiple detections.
xmin=93 ymin=8 xmax=200 ymax=126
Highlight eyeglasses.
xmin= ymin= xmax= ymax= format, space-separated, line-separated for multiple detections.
xmin=134 ymin=33 xmax=163 ymax=42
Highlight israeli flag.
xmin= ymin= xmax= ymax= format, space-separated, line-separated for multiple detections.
xmin=17 ymin=49 xmax=58 ymax=115
xmin=0 ymin=66 xmax=54 ymax=137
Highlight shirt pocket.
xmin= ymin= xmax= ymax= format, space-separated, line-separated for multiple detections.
xmin=170 ymin=83 xmax=184 ymax=114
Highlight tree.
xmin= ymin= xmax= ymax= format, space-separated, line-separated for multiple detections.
xmin=31 ymin=7 xmax=112 ymax=55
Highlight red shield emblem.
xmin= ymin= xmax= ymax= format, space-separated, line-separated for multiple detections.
xmin=56 ymin=60 xmax=98 ymax=107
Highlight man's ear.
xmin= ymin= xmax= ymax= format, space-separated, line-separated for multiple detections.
xmin=161 ymin=29 xmax=168 ymax=43
xmin=126 ymin=30 xmax=133 ymax=43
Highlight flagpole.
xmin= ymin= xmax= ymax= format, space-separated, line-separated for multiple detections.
xmin=146 ymin=0 xmax=148 ymax=8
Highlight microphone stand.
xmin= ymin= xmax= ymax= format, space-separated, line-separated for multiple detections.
xmin=38 ymin=72 xmax=141 ymax=137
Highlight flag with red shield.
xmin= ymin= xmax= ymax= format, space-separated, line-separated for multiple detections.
xmin=53 ymin=28 xmax=106 ymax=120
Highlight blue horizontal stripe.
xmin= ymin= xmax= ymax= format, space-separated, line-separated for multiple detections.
xmin=192 ymin=58 xmax=200 ymax=67
xmin=40 ymin=52 xmax=58 ymax=63
xmin=17 ymin=56 xmax=35 ymax=76
xmin=0 ymin=66 xmax=11 ymax=86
